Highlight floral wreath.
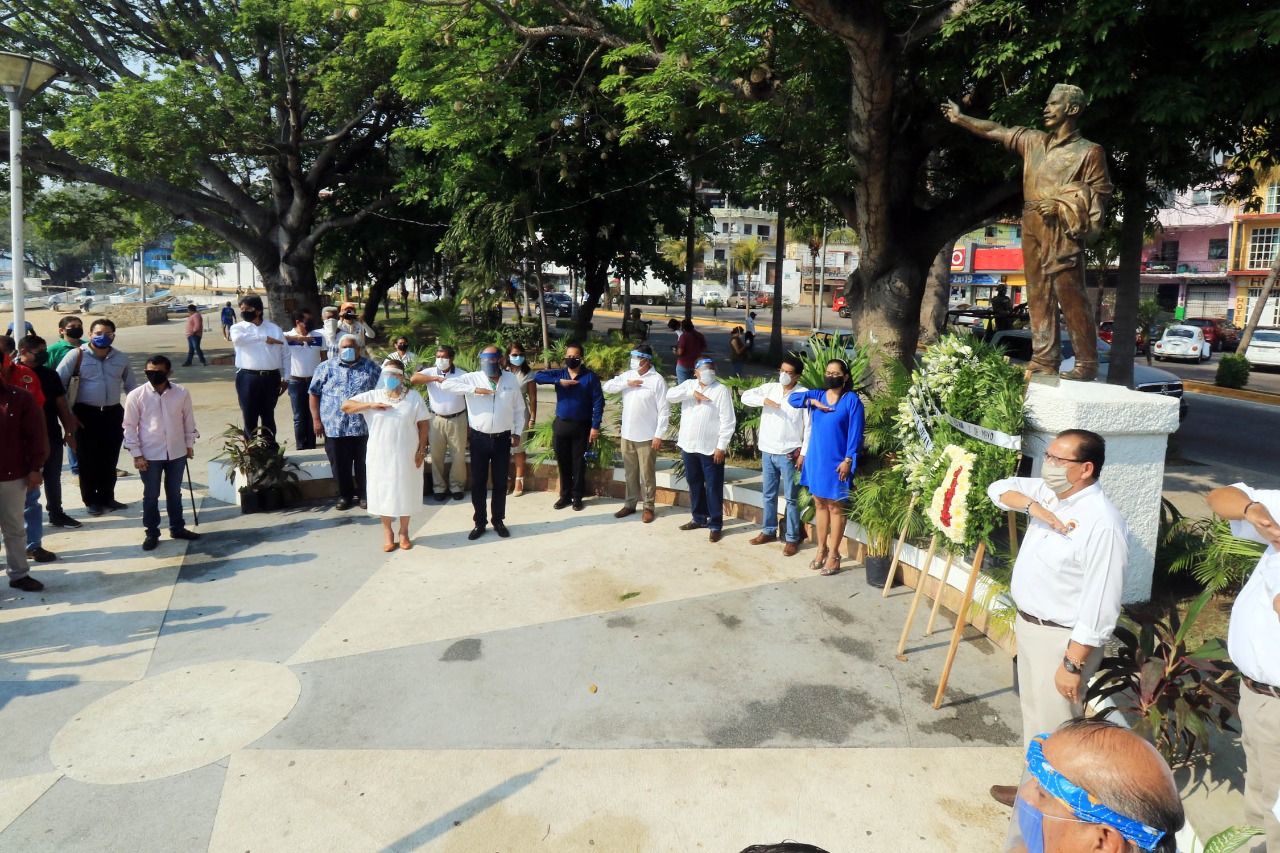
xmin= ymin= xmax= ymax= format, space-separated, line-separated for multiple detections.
xmin=894 ymin=335 xmax=1025 ymax=550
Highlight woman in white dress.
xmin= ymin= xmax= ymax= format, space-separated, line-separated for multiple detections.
xmin=340 ymin=360 xmax=430 ymax=551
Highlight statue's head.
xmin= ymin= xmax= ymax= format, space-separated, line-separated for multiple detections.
xmin=1044 ymin=84 xmax=1086 ymax=130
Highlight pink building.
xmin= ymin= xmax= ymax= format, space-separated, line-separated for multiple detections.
xmin=1141 ymin=187 xmax=1234 ymax=319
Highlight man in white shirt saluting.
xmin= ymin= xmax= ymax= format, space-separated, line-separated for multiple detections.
xmin=602 ymin=343 xmax=669 ymax=524
xmin=667 ymin=356 xmax=736 ymax=543
xmin=740 ymin=355 xmax=809 ymax=557
xmin=441 ymin=346 xmax=525 ymax=541
xmin=229 ymin=295 xmax=290 ymax=446
xmin=411 ymin=345 xmax=469 ymax=502
xmin=1207 ymin=483 xmax=1280 ymax=852
xmin=984 ymin=428 xmax=1128 ymax=807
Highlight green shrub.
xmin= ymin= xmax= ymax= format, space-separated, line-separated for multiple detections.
xmin=1215 ymin=353 xmax=1250 ymax=389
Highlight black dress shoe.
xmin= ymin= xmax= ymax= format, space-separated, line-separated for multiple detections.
xmin=26 ymin=547 xmax=57 ymax=563
xmin=434 ymin=492 xmax=448 ymax=503
xmin=335 ymin=497 xmax=353 ymax=510
xmin=9 ymin=575 xmax=44 ymax=592
xmin=989 ymin=785 xmax=1018 ymax=807
xmin=708 ymin=530 xmax=723 ymax=543
xmin=493 ymin=521 xmax=510 ymax=538
xmin=87 ymin=505 xmax=106 ymax=517
xmin=553 ymin=498 xmax=572 ymax=510
xmin=106 ymin=500 xmax=128 ymax=510
xmin=451 ymin=491 xmax=465 ymax=500
xmin=142 ymin=536 xmax=159 ymax=551
xmin=48 ymin=512 xmax=82 ymax=528
xmin=171 ymin=529 xmax=201 ymax=541
xmin=467 ymin=526 xmax=485 ymax=540
xmin=359 ymin=499 xmax=367 ymax=510
xmin=679 ymin=520 xmax=704 ymax=531
xmin=572 ymin=501 xmax=584 ymax=511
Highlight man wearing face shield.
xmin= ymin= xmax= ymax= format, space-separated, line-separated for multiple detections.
xmin=1004 ymin=719 xmax=1182 ymax=853
xmin=667 ymin=356 xmax=736 ymax=542
xmin=440 ymin=347 xmax=525 ymax=540
xmin=56 ymin=318 xmax=138 ymax=516
xmin=985 ymin=429 xmax=1129 ymax=807
xmin=601 ymin=343 xmax=669 ymax=524
xmin=308 ymin=334 xmax=381 ymax=510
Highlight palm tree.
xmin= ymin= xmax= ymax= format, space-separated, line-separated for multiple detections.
xmin=661 ymin=236 xmax=708 ymax=277
xmin=731 ymin=237 xmax=768 ymax=295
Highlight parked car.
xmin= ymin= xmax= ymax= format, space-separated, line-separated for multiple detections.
xmin=945 ymin=303 xmax=1030 ymax=340
xmin=1153 ymin=324 xmax=1211 ymax=363
xmin=1243 ymin=328 xmax=1280 ymax=368
xmin=991 ymin=328 xmax=1188 ymax=421
xmin=1182 ymin=317 xmax=1239 ymax=351
xmin=727 ymin=290 xmax=769 ymax=309
xmin=789 ymin=330 xmax=859 ymax=363
xmin=536 ymin=292 xmax=575 ymax=318
xmin=1098 ymin=321 xmax=1147 ymax=355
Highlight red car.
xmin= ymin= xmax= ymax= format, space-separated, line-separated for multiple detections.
xmin=1182 ymin=317 xmax=1239 ymax=352
xmin=834 ymin=294 xmax=849 ymax=318
xmin=1098 ymin=321 xmax=1148 ymax=354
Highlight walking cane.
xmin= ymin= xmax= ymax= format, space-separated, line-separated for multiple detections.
xmin=185 ymin=459 xmax=200 ymax=526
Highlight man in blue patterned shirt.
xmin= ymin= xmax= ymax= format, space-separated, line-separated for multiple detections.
xmin=308 ymin=334 xmax=380 ymax=510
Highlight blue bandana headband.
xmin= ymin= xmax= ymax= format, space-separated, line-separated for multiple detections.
xmin=1026 ymin=734 xmax=1165 ymax=851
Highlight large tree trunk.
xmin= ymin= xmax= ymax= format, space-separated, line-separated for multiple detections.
xmin=265 ymin=249 xmax=321 ymax=327
xmin=1107 ymin=181 xmax=1147 ymax=389
xmin=919 ymin=243 xmax=954 ymax=345
xmin=843 ymin=258 xmax=930 ymax=366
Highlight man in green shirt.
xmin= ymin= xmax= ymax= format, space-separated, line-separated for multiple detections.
xmin=45 ymin=316 xmax=85 ymax=368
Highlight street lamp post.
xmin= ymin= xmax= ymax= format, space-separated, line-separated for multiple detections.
xmin=0 ymin=52 xmax=61 ymax=339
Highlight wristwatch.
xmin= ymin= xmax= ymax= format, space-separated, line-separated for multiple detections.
xmin=1062 ymin=654 xmax=1083 ymax=675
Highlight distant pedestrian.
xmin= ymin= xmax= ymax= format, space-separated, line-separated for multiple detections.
xmin=674 ymin=319 xmax=706 ymax=383
xmin=284 ymin=313 xmax=326 ymax=450
xmin=55 ymin=318 xmax=138 ymax=516
xmin=220 ymin=302 xmax=235 ymax=340
xmin=309 ymin=335 xmax=380 ymax=510
xmin=183 ymin=304 xmax=207 ymax=366
xmin=728 ymin=326 xmax=748 ymax=377
xmin=745 ymin=311 xmax=757 ymax=348
xmin=534 ymin=342 xmax=605 ymax=511
xmin=667 ymin=357 xmax=735 ymax=542
xmin=441 ymin=347 xmax=525 ymax=540
xmin=123 ymin=355 xmax=201 ymax=551
xmin=602 ymin=343 xmax=668 ymax=523
xmin=229 ymin=295 xmax=289 ymax=444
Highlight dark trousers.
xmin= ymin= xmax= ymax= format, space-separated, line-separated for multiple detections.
xmin=552 ymin=417 xmax=591 ymax=501
xmin=185 ymin=335 xmax=206 ymax=365
xmin=42 ymin=437 xmax=64 ymax=516
xmin=324 ymin=435 xmax=367 ymax=502
xmin=682 ymin=450 xmax=725 ymax=531
xmin=469 ymin=428 xmax=511 ymax=527
xmin=140 ymin=457 xmax=188 ymax=537
xmin=73 ymin=403 xmax=124 ymax=508
xmin=235 ymin=369 xmax=281 ymax=441
xmin=288 ymin=379 xmax=317 ymax=449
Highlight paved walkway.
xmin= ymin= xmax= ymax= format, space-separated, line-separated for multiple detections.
xmin=0 ymin=309 xmax=1249 ymax=850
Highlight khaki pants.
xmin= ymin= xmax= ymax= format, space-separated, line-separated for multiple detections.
xmin=430 ymin=413 xmax=468 ymax=495
xmin=1241 ymin=687 xmax=1280 ymax=852
xmin=621 ymin=438 xmax=657 ymax=511
xmin=1014 ymin=615 xmax=1103 ymax=746
xmin=0 ymin=478 xmax=32 ymax=580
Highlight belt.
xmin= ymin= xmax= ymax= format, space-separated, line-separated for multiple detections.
xmin=1017 ymin=609 xmax=1070 ymax=630
xmin=290 ymin=376 xmax=314 ymax=382
xmin=1244 ymin=676 xmax=1280 ymax=700
xmin=469 ymin=428 xmax=511 ymax=437
xmin=74 ymin=402 xmax=122 ymax=412
xmin=238 ymin=368 xmax=280 ymax=377
xmin=435 ymin=410 xmax=466 ymax=419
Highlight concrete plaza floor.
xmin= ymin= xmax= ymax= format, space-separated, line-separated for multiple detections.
xmin=0 ymin=309 xmax=1250 ymax=851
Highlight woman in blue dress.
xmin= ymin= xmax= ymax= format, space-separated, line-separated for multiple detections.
xmin=789 ymin=358 xmax=864 ymax=575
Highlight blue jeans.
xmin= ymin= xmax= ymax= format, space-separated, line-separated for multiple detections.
xmin=185 ymin=334 xmax=206 ymax=365
xmin=676 ymin=365 xmax=694 ymax=383
xmin=682 ymin=450 xmax=724 ymax=530
xmin=761 ymin=451 xmax=802 ymax=543
xmin=288 ymin=379 xmax=317 ymax=449
xmin=23 ymin=486 xmax=42 ymax=550
xmin=140 ymin=457 xmax=188 ymax=538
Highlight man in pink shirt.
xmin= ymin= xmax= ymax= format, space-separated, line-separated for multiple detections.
xmin=123 ymin=354 xmax=201 ymax=551
xmin=183 ymin=304 xmax=207 ymax=367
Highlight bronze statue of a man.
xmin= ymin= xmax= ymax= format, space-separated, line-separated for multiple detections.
xmin=943 ymin=85 xmax=1113 ymax=381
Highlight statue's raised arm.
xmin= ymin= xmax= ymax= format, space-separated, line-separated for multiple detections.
xmin=942 ymin=84 xmax=1113 ymax=383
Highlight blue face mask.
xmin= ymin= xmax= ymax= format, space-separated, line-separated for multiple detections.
xmin=385 ymin=376 xmax=401 ymax=391
xmin=340 ymin=347 xmax=357 ymax=363
xmin=1015 ymin=797 xmax=1045 ymax=853
xmin=509 ymin=355 xmax=525 ymax=366
xmin=91 ymin=334 xmax=113 ymax=349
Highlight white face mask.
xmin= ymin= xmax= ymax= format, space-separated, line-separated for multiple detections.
xmin=435 ymin=357 xmax=451 ymax=372
xmin=1042 ymin=463 xmax=1073 ymax=495
xmin=697 ymin=368 xmax=715 ymax=385
xmin=630 ymin=357 xmax=642 ymax=371
xmin=779 ymin=371 xmax=794 ymax=386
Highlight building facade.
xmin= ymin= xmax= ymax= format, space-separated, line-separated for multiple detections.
xmin=1142 ymin=187 xmax=1234 ymax=319
xmin=1228 ymin=181 xmax=1280 ymax=326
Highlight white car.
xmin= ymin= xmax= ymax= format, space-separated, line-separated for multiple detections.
xmin=1244 ymin=328 xmax=1280 ymax=368
xmin=1153 ymin=324 xmax=1210 ymax=363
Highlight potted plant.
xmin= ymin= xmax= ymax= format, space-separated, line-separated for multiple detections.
xmin=848 ymin=466 xmax=924 ymax=587
xmin=215 ymin=425 xmax=301 ymax=513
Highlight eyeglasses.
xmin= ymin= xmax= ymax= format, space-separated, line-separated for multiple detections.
xmin=1044 ymin=452 xmax=1083 ymax=467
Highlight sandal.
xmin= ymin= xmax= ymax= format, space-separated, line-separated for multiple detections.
xmin=513 ymin=476 xmax=525 ymax=497
xmin=399 ymin=536 xmax=412 ymax=551
xmin=820 ymin=554 xmax=843 ymax=576
xmin=808 ymin=550 xmax=829 ymax=571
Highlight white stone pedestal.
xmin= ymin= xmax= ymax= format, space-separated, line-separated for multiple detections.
xmin=1023 ymin=380 xmax=1181 ymax=603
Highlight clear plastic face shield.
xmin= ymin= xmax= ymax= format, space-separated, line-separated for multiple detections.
xmin=479 ymin=351 xmax=503 ymax=379
xmin=376 ymin=366 xmax=408 ymax=397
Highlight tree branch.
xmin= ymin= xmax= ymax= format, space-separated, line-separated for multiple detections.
xmin=897 ymin=0 xmax=982 ymax=49
xmin=298 ymin=196 xmax=399 ymax=254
